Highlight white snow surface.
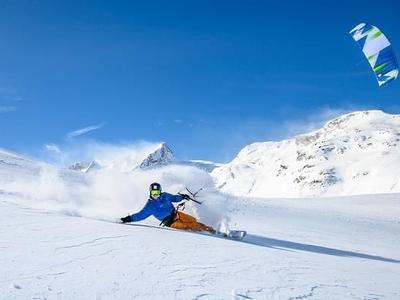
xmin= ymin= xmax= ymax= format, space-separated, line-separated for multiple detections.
xmin=212 ymin=110 xmax=400 ymax=197
xmin=1 ymin=145 xmax=400 ymax=299
xmin=1 ymin=192 xmax=399 ymax=299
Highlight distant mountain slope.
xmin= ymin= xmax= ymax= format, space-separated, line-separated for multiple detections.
xmin=211 ymin=110 xmax=400 ymax=197
xmin=69 ymin=142 xmax=175 ymax=173
xmin=0 ymin=148 xmax=85 ymax=200
xmin=68 ymin=143 xmax=221 ymax=173
xmin=0 ymin=148 xmax=43 ymax=183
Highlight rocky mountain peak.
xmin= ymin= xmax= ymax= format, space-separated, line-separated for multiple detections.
xmin=139 ymin=143 xmax=175 ymax=170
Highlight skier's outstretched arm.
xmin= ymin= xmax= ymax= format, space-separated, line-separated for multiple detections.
xmin=165 ymin=192 xmax=191 ymax=203
xmin=121 ymin=201 xmax=153 ymax=223
xmin=161 ymin=192 xmax=184 ymax=203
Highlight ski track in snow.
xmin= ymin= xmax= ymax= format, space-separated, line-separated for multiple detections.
xmin=1 ymin=195 xmax=400 ymax=300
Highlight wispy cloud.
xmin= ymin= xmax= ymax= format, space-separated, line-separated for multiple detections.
xmin=0 ymin=86 xmax=23 ymax=113
xmin=66 ymin=123 xmax=105 ymax=139
xmin=0 ymin=106 xmax=17 ymax=113
xmin=45 ymin=144 xmax=62 ymax=154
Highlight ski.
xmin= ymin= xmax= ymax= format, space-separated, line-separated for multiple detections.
xmin=215 ymin=230 xmax=247 ymax=240
xmin=118 ymin=220 xmax=247 ymax=241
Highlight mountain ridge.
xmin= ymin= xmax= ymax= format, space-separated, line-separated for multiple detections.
xmin=211 ymin=110 xmax=400 ymax=197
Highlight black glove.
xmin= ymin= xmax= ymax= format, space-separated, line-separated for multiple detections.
xmin=120 ymin=215 xmax=132 ymax=223
xmin=180 ymin=193 xmax=191 ymax=200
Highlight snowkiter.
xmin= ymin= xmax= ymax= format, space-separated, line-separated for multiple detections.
xmin=120 ymin=182 xmax=215 ymax=233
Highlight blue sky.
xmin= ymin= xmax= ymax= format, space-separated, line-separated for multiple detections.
xmin=0 ymin=0 xmax=399 ymax=162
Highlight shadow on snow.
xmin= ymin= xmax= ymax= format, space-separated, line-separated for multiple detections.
xmin=125 ymin=223 xmax=399 ymax=264
xmin=242 ymin=234 xmax=400 ymax=264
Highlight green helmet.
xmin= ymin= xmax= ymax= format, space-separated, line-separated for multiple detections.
xmin=149 ymin=182 xmax=162 ymax=198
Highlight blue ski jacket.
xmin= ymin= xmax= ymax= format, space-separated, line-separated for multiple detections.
xmin=130 ymin=192 xmax=183 ymax=222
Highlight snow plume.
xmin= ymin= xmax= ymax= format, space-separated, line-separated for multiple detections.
xmin=1 ymin=143 xmax=231 ymax=230
xmin=281 ymin=106 xmax=356 ymax=139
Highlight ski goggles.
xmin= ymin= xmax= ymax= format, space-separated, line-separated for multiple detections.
xmin=150 ymin=189 xmax=161 ymax=197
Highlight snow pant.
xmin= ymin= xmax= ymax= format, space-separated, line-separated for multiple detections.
xmin=169 ymin=211 xmax=215 ymax=233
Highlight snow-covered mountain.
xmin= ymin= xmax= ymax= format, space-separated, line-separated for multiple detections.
xmin=138 ymin=142 xmax=174 ymax=170
xmin=0 ymin=148 xmax=43 ymax=181
xmin=68 ymin=143 xmax=221 ymax=173
xmin=212 ymin=110 xmax=400 ymax=197
xmin=69 ymin=160 xmax=102 ymax=173
xmin=69 ymin=142 xmax=175 ymax=173
xmin=0 ymin=148 xmax=82 ymax=185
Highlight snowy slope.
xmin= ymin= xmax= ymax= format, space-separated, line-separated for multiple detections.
xmin=0 ymin=148 xmax=86 ymax=201
xmin=0 ymin=148 xmax=47 ymax=182
xmin=1 ymin=192 xmax=399 ymax=299
xmin=212 ymin=110 xmax=400 ymax=197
